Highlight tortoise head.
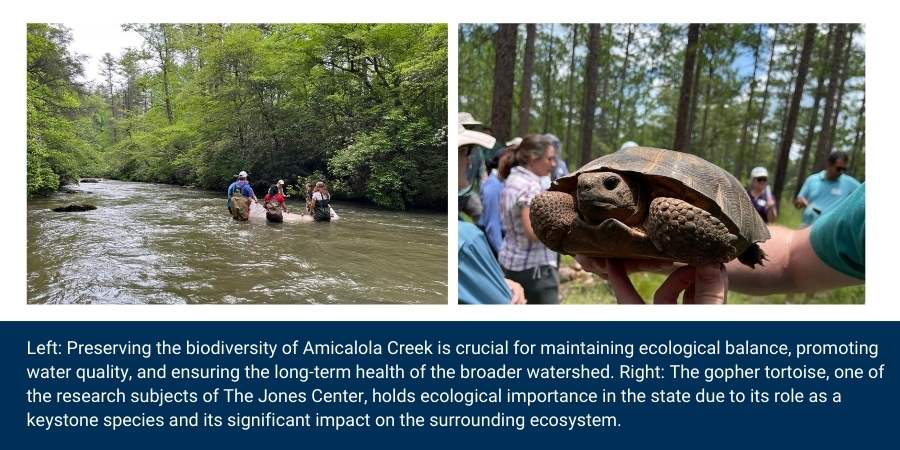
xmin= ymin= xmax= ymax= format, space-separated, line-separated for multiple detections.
xmin=576 ymin=171 xmax=645 ymax=226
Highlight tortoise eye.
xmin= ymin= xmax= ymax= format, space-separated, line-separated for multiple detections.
xmin=603 ymin=176 xmax=620 ymax=190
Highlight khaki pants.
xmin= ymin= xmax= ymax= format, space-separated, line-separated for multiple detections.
xmin=231 ymin=196 xmax=251 ymax=221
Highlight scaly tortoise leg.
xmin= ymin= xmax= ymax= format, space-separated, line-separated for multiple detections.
xmin=645 ymin=197 xmax=738 ymax=265
xmin=530 ymin=191 xmax=578 ymax=253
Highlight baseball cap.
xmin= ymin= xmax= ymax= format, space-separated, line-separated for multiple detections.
xmin=750 ymin=167 xmax=769 ymax=179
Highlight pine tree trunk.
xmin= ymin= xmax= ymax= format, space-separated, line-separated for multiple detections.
xmin=491 ymin=24 xmax=518 ymax=144
xmin=697 ymin=60 xmax=713 ymax=159
xmin=673 ymin=24 xmax=701 ymax=152
xmin=518 ymin=24 xmax=536 ymax=136
xmin=597 ymin=25 xmax=613 ymax=147
xmin=542 ymin=24 xmax=555 ymax=133
xmin=773 ymin=24 xmax=816 ymax=204
xmin=794 ymin=27 xmax=834 ymax=197
xmin=828 ymin=25 xmax=856 ymax=145
xmin=812 ymin=24 xmax=848 ymax=172
xmin=849 ymin=93 xmax=865 ymax=178
xmin=580 ymin=24 xmax=601 ymax=166
xmin=750 ymin=24 xmax=779 ymax=167
xmin=612 ymin=24 xmax=634 ymax=144
xmin=563 ymin=23 xmax=579 ymax=161
xmin=778 ymin=41 xmax=801 ymax=145
xmin=564 ymin=24 xmax=578 ymax=159
xmin=735 ymin=25 xmax=763 ymax=179
xmin=686 ymin=41 xmax=704 ymax=153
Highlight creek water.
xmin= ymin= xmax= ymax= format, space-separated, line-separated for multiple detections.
xmin=27 ymin=180 xmax=447 ymax=304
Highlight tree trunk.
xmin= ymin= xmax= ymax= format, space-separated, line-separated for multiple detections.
xmin=673 ymin=24 xmax=701 ymax=152
xmin=849 ymin=92 xmax=865 ymax=178
xmin=518 ymin=24 xmax=536 ymax=136
xmin=812 ymin=24 xmax=848 ymax=172
xmin=750 ymin=24 xmax=779 ymax=167
xmin=579 ymin=24 xmax=601 ymax=166
xmin=697 ymin=58 xmax=714 ymax=159
xmin=612 ymin=24 xmax=634 ymax=144
xmin=491 ymin=24 xmax=518 ymax=144
xmin=597 ymin=25 xmax=613 ymax=147
xmin=772 ymin=24 xmax=816 ymax=204
xmin=794 ymin=26 xmax=834 ymax=197
xmin=735 ymin=25 xmax=763 ymax=179
xmin=160 ymin=25 xmax=175 ymax=125
xmin=777 ymin=39 xmax=801 ymax=145
xmin=828 ymin=25 xmax=856 ymax=145
xmin=542 ymin=24 xmax=555 ymax=133
xmin=686 ymin=38 xmax=704 ymax=153
xmin=564 ymin=24 xmax=579 ymax=160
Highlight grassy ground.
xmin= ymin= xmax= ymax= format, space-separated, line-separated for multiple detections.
xmin=559 ymin=205 xmax=864 ymax=305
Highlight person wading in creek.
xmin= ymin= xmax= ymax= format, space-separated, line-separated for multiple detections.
xmin=264 ymin=180 xmax=289 ymax=223
xmin=312 ymin=181 xmax=333 ymax=222
xmin=228 ymin=171 xmax=258 ymax=221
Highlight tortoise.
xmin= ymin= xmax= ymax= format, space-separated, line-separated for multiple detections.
xmin=530 ymin=147 xmax=770 ymax=267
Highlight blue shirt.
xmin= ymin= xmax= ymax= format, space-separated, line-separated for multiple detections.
xmin=810 ymin=183 xmax=864 ymax=280
xmin=459 ymin=221 xmax=511 ymax=304
xmin=478 ymin=172 xmax=504 ymax=252
xmin=226 ymin=181 xmax=239 ymax=208
xmin=239 ymin=183 xmax=255 ymax=198
xmin=797 ymin=170 xmax=861 ymax=225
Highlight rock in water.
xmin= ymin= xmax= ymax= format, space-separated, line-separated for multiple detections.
xmin=52 ymin=204 xmax=97 ymax=212
xmin=80 ymin=178 xmax=102 ymax=183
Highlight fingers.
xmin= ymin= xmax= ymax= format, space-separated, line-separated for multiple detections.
xmin=653 ymin=266 xmax=696 ymax=304
xmin=654 ymin=264 xmax=727 ymax=304
xmin=505 ymin=279 xmax=526 ymax=305
xmin=606 ymin=259 xmax=644 ymax=305
xmin=689 ymin=264 xmax=728 ymax=304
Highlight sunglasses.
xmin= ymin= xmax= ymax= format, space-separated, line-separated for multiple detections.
xmin=755 ymin=177 xmax=767 ymax=182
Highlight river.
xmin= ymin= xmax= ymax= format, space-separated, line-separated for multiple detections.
xmin=27 ymin=180 xmax=447 ymax=304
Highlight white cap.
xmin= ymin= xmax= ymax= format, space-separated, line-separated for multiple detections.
xmin=458 ymin=112 xmax=483 ymax=127
xmin=238 ymin=171 xmax=248 ymax=178
xmin=619 ymin=141 xmax=639 ymax=151
xmin=458 ymin=123 xmax=496 ymax=148
xmin=277 ymin=179 xmax=284 ymax=185
xmin=505 ymin=137 xmax=523 ymax=147
xmin=750 ymin=167 xmax=769 ymax=179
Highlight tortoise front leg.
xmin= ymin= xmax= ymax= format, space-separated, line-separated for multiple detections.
xmin=645 ymin=197 xmax=738 ymax=265
xmin=530 ymin=191 xmax=578 ymax=253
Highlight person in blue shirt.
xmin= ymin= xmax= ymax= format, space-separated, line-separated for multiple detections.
xmin=226 ymin=176 xmax=240 ymax=214
xmin=478 ymin=148 xmax=507 ymax=253
xmin=227 ymin=170 xmax=258 ymax=221
xmin=458 ymin=122 xmax=525 ymax=305
xmin=795 ymin=151 xmax=861 ymax=226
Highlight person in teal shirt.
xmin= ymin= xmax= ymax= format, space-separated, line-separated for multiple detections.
xmin=809 ymin=183 xmax=864 ymax=280
xmin=795 ymin=151 xmax=861 ymax=226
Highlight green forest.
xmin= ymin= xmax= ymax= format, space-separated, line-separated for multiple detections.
xmin=27 ymin=23 xmax=448 ymax=210
xmin=459 ymin=24 xmax=865 ymax=203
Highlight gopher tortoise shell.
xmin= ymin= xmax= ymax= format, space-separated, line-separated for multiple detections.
xmin=531 ymin=147 xmax=770 ymax=267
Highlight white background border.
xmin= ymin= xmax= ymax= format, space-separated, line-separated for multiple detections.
xmin=2 ymin=0 xmax=891 ymax=321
